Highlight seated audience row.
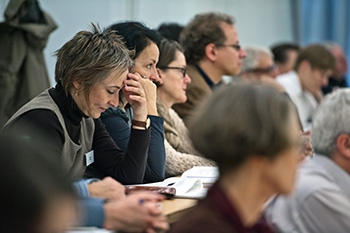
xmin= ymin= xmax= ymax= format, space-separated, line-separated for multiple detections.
xmin=2 ymin=11 xmax=248 ymax=231
xmin=85 ymin=22 xmax=215 ymax=180
xmin=1 ymin=8 xmax=349 ymax=233
xmin=2 ymin=24 xmax=169 ymax=232
xmin=1 ymin=11 xmax=249 ymax=231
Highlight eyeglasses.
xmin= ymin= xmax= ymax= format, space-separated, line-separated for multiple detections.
xmin=246 ymin=64 xmax=276 ymax=74
xmin=216 ymin=44 xmax=241 ymax=51
xmin=158 ymin=66 xmax=187 ymax=78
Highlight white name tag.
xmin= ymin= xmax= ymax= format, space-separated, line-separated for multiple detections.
xmin=85 ymin=150 xmax=94 ymax=166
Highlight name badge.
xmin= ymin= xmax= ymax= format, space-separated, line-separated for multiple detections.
xmin=85 ymin=150 xmax=94 ymax=166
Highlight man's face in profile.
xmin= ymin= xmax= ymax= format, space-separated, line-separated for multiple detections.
xmin=215 ymin=23 xmax=246 ymax=76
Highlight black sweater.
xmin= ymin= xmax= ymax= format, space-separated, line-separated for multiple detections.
xmin=3 ymin=83 xmax=150 ymax=184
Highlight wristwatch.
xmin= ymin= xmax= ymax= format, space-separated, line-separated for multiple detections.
xmin=132 ymin=118 xmax=151 ymax=129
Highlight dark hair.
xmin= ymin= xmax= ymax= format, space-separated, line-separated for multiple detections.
xmin=0 ymin=131 xmax=75 ymax=233
xmin=55 ymin=23 xmax=133 ymax=101
xmin=109 ymin=21 xmax=162 ymax=60
xmin=189 ymin=83 xmax=297 ymax=175
xmin=157 ymin=39 xmax=184 ymax=68
xmin=180 ymin=12 xmax=234 ymax=64
xmin=157 ymin=22 xmax=184 ymax=42
xmin=294 ymin=44 xmax=335 ymax=71
xmin=271 ymin=43 xmax=300 ymax=64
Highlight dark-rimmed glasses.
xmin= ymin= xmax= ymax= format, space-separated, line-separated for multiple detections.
xmin=158 ymin=67 xmax=187 ymax=78
xmin=216 ymin=44 xmax=241 ymax=51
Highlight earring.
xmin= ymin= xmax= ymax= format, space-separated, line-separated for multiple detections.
xmin=75 ymin=90 xmax=79 ymax=96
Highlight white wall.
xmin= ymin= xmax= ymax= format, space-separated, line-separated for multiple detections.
xmin=134 ymin=0 xmax=294 ymax=46
xmin=1 ymin=0 xmax=294 ymax=86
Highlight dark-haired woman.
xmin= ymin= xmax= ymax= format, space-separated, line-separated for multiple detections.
xmin=87 ymin=21 xmax=166 ymax=183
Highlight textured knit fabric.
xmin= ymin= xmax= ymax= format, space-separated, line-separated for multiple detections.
xmin=157 ymin=99 xmax=216 ymax=177
xmin=157 ymin=99 xmax=198 ymax=154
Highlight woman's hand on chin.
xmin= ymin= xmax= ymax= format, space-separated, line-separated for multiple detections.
xmin=122 ymin=73 xmax=148 ymax=121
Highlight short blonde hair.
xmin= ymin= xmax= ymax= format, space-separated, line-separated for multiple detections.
xmin=54 ymin=24 xmax=133 ymax=100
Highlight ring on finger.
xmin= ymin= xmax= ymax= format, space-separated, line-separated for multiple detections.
xmin=141 ymin=75 xmax=147 ymax=79
xmin=140 ymin=92 xmax=143 ymax=97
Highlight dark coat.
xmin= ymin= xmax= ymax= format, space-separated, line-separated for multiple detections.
xmin=0 ymin=0 xmax=57 ymax=127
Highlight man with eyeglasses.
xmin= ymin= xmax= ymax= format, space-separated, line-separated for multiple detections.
xmin=276 ymin=44 xmax=335 ymax=131
xmin=172 ymin=12 xmax=246 ymax=126
xmin=238 ymin=45 xmax=279 ymax=80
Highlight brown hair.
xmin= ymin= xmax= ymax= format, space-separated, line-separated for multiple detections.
xmin=294 ymin=44 xmax=335 ymax=71
xmin=189 ymin=83 xmax=297 ymax=175
xmin=54 ymin=24 xmax=133 ymax=100
xmin=180 ymin=12 xmax=234 ymax=64
xmin=157 ymin=39 xmax=184 ymax=68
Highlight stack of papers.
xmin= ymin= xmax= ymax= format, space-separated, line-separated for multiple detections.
xmin=181 ymin=166 xmax=219 ymax=187
xmin=140 ymin=166 xmax=219 ymax=199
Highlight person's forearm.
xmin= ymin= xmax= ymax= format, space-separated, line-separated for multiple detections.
xmin=73 ymin=179 xmax=100 ymax=197
xmin=92 ymin=119 xmax=149 ymax=184
xmin=147 ymin=104 xmax=158 ymax=116
xmin=79 ymin=197 xmax=105 ymax=228
xmin=143 ymin=116 xmax=166 ymax=183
